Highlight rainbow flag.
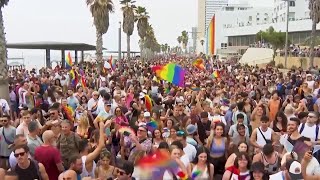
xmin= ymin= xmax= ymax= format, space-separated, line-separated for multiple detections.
xmin=66 ymin=52 xmax=73 ymax=69
xmin=152 ymin=63 xmax=185 ymax=87
xmin=146 ymin=120 xmax=158 ymax=132
xmin=212 ymin=70 xmax=220 ymax=78
xmin=145 ymin=95 xmax=152 ymax=112
xmin=81 ymin=76 xmax=86 ymax=88
xmin=109 ymin=55 xmax=116 ymax=71
xmin=62 ymin=105 xmax=74 ymax=121
xmin=192 ymin=58 xmax=205 ymax=70
xmin=69 ymin=69 xmax=78 ymax=86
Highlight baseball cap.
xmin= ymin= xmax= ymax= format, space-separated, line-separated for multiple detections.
xmin=186 ymin=124 xmax=197 ymax=135
xmin=143 ymin=112 xmax=151 ymax=117
xmin=286 ymin=160 xmax=303 ymax=179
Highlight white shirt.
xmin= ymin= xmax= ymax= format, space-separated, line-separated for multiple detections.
xmin=0 ymin=99 xmax=10 ymax=114
xmin=269 ymin=171 xmax=284 ymax=180
xmin=256 ymin=127 xmax=273 ymax=147
xmin=298 ymin=123 xmax=320 ymax=142
xmin=87 ymin=98 xmax=99 ymax=115
xmin=183 ymin=143 xmax=197 ymax=162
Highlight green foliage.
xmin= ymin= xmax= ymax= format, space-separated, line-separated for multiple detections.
xmin=276 ymin=63 xmax=284 ymax=68
xmin=256 ymin=26 xmax=286 ymax=61
xmin=268 ymin=60 xmax=276 ymax=66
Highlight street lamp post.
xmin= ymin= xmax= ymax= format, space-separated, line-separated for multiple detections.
xmin=118 ymin=21 xmax=121 ymax=61
xmin=284 ymin=0 xmax=289 ymax=68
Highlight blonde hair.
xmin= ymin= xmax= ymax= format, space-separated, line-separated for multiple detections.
xmin=78 ymin=111 xmax=89 ymax=129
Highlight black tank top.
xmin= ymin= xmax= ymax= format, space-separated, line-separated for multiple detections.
xmin=15 ymin=160 xmax=40 ymax=180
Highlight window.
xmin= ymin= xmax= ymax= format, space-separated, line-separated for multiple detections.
xmin=289 ymin=1 xmax=295 ymax=7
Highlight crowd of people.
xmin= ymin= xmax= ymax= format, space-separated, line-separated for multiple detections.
xmin=0 ymin=56 xmax=320 ymax=180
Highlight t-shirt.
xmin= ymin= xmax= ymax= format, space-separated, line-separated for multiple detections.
xmin=298 ymin=123 xmax=320 ymax=142
xmin=229 ymin=124 xmax=250 ymax=139
xmin=183 ymin=143 xmax=197 ymax=162
xmin=0 ymin=99 xmax=10 ymax=115
xmin=67 ymin=96 xmax=79 ymax=111
xmin=34 ymin=145 xmax=62 ymax=180
xmin=0 ymin=126 xmax=16 ymax=157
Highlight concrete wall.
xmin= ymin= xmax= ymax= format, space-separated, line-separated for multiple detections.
xmin=274 ymin=56 xmax=320 ymax=69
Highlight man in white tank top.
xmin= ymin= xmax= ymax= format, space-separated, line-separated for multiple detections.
xmin=250 ymin=115 xmax=275 ymax=154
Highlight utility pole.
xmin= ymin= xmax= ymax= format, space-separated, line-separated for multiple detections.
xmin=284 ymin=0 xmax=289 ymax=67
xmin=118 ymin=21 xmax=121 ymax=61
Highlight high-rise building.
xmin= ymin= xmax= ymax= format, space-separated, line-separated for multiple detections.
xmin=197 ymin=0 xmax=229 ymax=53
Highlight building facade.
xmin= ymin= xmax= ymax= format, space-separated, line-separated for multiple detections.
xmin=205 ymin=0 xmax=316 ymax=55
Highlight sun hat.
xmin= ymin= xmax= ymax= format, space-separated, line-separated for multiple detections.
xmin=186 ymin=124 xmax=197 ymax=135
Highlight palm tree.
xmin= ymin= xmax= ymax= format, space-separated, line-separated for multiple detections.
xmin=177 ymin=36 xmax=182 ymax=45
xmin=0 ymin=0 xmax=9 ymax=100
xmin=120 ymin=0 xmax=136 ymax=59
xmin=164 ymin=43 xmax=168 ymax=54
xmin=135 ymin=6 xmax=149 ymax=59
xmin=86 ymin=0 xmax=114 ymax=72
xmin=181 ymin=30 xmax=188 ymax=53
xmin=309 ymin=0 xmax=320 ymax=68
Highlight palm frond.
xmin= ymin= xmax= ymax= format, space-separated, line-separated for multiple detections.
xmin=0 ymin=0 xmax=9 ymax=7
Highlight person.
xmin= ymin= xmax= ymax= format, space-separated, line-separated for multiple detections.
xmin=185 ymin=124 xmax=200 ymax=147
xmin=269 ymin=159 xmax=303 ymax=180
xmin=3 ymin=170 xmax=18 ymax=180
xmin=197 ymin=112 xmax=211 ymax=144
xmin=206 ymin=122 xmax=228 ymax=176
xmin=176 ymin=130 xmax=197 ymax=162
xmin=26 ymin=121 xmax=43 ymax=157
xmin=250 ymin=115 xmax=276 ymax=154
xmin=251 ymin=161 xmax=269 ymax=180
xmin=35 ymin=130 xmax=64 ymax=180
xmin=225 ymin=141 xmax=248 ymax=169
xmin=16 ymin=111 xmax=32 ymax=137
xmin=0 ymin=115 xmax=16 ymax=170
xmin=68 ymin=155 xmax=83 ymax=180
xmin=58 ymin=170 xmax=77 ymax=180
xmin=298 ymin=111 xmax=320 ymax=144
xmin=13 ymin=145 xmax=49 ymax=180
xmin=229 ymin=114 xmax=250 ymax=143
xmin=252 ymin=143 xmax=280 ymax=175
xmin=9 ymin=134 xmax=29 ymax=169
xmin=94 ymin=149 xmax=117 ymax=180
xmin=116 ymin=160 xmax=136 ymax=180
xmin=187 ymin=146 xmax=214 ymax=180
xmin=57 ymin=120 xmax=81 ymax=167
xmin=79 ymin=121 xmax=106 ymax=178
xmin=222 ymin=152 xmax=251 ymax=180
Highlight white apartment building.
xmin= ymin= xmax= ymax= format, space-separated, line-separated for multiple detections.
xmin=205 ymin=0 xmax=316 ymax=55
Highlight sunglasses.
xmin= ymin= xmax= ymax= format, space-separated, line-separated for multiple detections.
xmin=117 ymin=169 xmax=126 ymax=175
xmin=138 ymin=129 xmax=146 ymax=132
xmin=14 ymin=152 xmax=26 ymax=158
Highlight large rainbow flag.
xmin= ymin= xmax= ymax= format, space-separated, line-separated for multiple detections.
xmin=152 ymin=63 xmax=185 ymax=87
xmin=66 ymin=52 xmax=73 ymax=69
xmin=206 ymin=16 xmax=215 ymax=55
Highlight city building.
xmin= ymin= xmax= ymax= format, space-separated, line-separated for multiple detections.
xmin=204 ymin=0 xmax=317 ymax=59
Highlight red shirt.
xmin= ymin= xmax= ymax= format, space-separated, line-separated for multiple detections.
xmin=34 ymin=145 xmax=62 ymax=180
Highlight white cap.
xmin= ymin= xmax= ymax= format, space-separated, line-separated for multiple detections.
xmin=144 ymin=112 xmax=151 ymax=117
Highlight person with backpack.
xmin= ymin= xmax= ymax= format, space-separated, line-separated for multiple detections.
xmin=298 ymin=112 xmax=320 ymax=144
xmin=0 ymin=115 xmax=16 ymax=170
xmin=13 ymin=144 xmax=48 ymax=180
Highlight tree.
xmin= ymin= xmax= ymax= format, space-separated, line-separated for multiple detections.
xmin=181 ymin=30 xmax=188 ymax=53
xmin=0 ymin=0 xmax=9 ymax=100
xmin=256 ymin=26 xmax=286 ymax=62
xmin=120 ymin=0 xmax=136 ymax=59
xmin=177 ymin=36 xmax=182 ymax=45
xmin=135 ymin=6 xmax=149 ymax=60
xmin=309 ymin=0 xmax=320 ymax=68
xmin=86 ymin=0 xmax=114 ymax=73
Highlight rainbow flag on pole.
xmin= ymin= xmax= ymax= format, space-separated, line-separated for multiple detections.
xmin=66 ymin=52 xmax=73 ymax=69
xmin=109 ymin=55 xmax=116 ymax=71
xmin=212 ymin=70 xmax=220 ymax=78
xmin=192 ymin=58 xmax=205 ymax=70
xmin=145 ymin=95 xmax=152 ymax=112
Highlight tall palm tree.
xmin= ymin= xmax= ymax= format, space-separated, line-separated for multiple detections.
xmin=309 ymin=0 xmax=320 ymax=68
xmin=135 ymin=6 xmax=149 ymax=59
xmin=86 ymin=0 xmax=114 ymax=72
xmin=177 ymin=36 xmax=182 ymax=46
xmin=164 ymin=43 xmax=168 ymax=54
xmin=181 ymin=30 xmax=188 ymax=53
xmin=0 ymin=0 xmax=9 ymax=100
xmin=120 ymin=0 xmax=136 ymax=59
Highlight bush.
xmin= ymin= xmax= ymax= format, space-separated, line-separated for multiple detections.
xmin=276 ymin=63 xmax=284 ymax=68
xmin=268 ymin=60 xmax=276 ymax=66
xmin=291 ymin=65 xmax=298 ymax=70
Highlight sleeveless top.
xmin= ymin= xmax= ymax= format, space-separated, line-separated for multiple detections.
xmin=261 ymin=152 xmax=280 ymax=175
xmin=81 ymin=155 xmax=96 ymax=178
xmin=15 ymin=160 xmax=40 ymax=180
xmin=191 ymin=164 xmax=209 ymax=180
xmin=210 ymin=138 xmax=226 ymax=157
xmin=256 ymin=127 xmax=272 ymax=147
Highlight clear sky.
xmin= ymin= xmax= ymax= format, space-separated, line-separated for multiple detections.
xmin=3 ymin=0 xmax=197 ymax=57
xmin=2 ymin=0 xmax=272 ymax=69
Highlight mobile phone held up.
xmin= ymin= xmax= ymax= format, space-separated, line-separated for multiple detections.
xmin=123 ymin=131 xmax=131 ymax=136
